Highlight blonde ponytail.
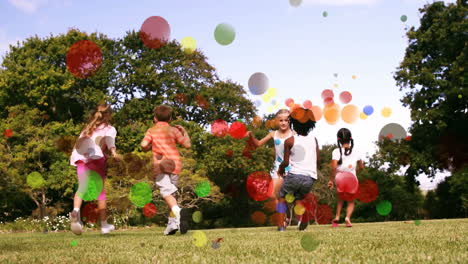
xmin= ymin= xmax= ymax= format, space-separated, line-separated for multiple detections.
xmin=82 ymin=104 xmax=112 ymax=137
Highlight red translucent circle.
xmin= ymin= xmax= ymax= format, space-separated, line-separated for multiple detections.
xmin=315 ymin=204 xmax=333 ymax=224
xmin=229 ymin=121 xmax=247 ymax=139
xmin=195 ymin=94 xmax=209 ymax=109
xmin=336 ymin=172 xmax=359 ymax=193
xmin=175 ymin=93 xmax=187 ymax=104
xmin=339 ymin=91 xmax=352 ymax=104
xmin=140 ymin=16 xmax=170 ymax=49
xmin=66 ymin=40 xmax=102 ymax=79
xmin=303 ymin=100 xmax=312 ymax=109
xmin=225 ymin=149 xmax=234 ymax=157
xmin=263 ymin=199 xmax=277 ymax=213
xmin=211 ymin=119 xmax=229 ymax=137
xmin=295 ymin=193 xmax=317 ymax=222
xmin=143 ymin=203 xmax=157 ymax=218
xmin=269 ymin=213 xmax=282 ymax=226
xmin=387 ymin=133 xmax=393 ymax=139
xmin=246 ymin=171 xmax=273 ymax=201
xmin=357 ymin=179 xmax=379 ymax=203
xmin=251 ymin=211 xmax=266 ymax=225
xmin=321 ymin=89 xmax=334 ymax=100
xmin=4 ymin=129 xmax=13 ymax=138
xmin=285 ymin=98 xmax=294 ymax=107
xmin=405 ymin=136 xmax=411 ymax=141
xmin=323 ymin=97 xmax=334 ymax=106
xmin=82 ymin=203 xmax=98 ymax=223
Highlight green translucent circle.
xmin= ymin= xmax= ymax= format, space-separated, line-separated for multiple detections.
xmin=301 ymin=234 xmax=320 ymax=252
xmin=458 ymin=94 xmax=463 ymax=99
xmin=192 ymin=211 xmax=203 ymax=223
xmin=71 ymin=240 xmax=78 ymax=247
xmin=214 ymin=23 xmax=235 ymax=46
xmin=195 ymin=181 xmax=211 ymax=197
xmin=27 ymin=172 xmax=45 ymax=189
xmin=77 ymin=170 xmax=103 ymax=201
xmin=285 ymin=193 xmax=295 ymax=203
xmin=400 ymin=15 xmax=407 ymax=22
xmin=323 ymin=11 xmax=328 ymax=18
xmin=289 ymin=0 xmax=302 ymax=7
xmin=376 ymin=200 xmax=392 ymax=216
xmin=129 ymin=182 xmax=153 ymax=208
xmin=414 ymin=219 xmax=422 ymax=226
xmin=192 ymin=231 xmax=208 ymax=247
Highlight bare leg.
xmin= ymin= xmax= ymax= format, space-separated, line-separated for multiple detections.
xmin=334 ymin=198 xmax=344 ymax=221
xmin=73 ymin=194 xmax=83 ymax=210
xmin=97 ymin=200 xmax=107 ymax=222
xmin=345 ymin=201 xmax=355 ymax=226
xmin=164 ymin=195 xmax=178 ymax=209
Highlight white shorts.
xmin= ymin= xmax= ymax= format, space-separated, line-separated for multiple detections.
xmin=155 ymin=173 xmax=179 ymax=197
xmin=271 ymin=162 xmax=290 ymax=179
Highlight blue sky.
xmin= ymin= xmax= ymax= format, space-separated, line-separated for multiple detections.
xmin=0 ymin=0 xmax=456 ymax=189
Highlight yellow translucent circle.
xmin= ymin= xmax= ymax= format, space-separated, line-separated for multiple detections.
xmin=333 ymin=84 xmax=339 ymax=88
xmin=169 ymin=211 xmax=175 ymax=218
xmin=267 ymin=88 xmax=277 ymax=97
xmin=381 ymin=107 xmax=392 ymax=117
xmin=360 ymin=112 xmax=368 ymax=120
xmin=262 ymin=93 xmax=271 ymax=103
xmin=181 ymin=37 xmax=196 ymax=54
xmin=294 ymin=203 xmax=306 ymax=215
xmin=352 ymin=75 xmax=357 ymax=80
xmin=285 ymin=193 xmax=295 ymax=203
xmin=192 ymin=231 xmax=208 ymax=247
xmin=267 ymin=106 xmax=274 ymax=113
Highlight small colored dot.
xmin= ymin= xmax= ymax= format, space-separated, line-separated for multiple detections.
xmin=192 ymin=231 xmax=208 ymax=247
xmin=458 ymin=94 xmax=462 ymax=99
xmin=71 ymin=240 xmax=78 ymax=247
xmin=4 ymin=129 xmax=13 ymax=138
xmin=195 ymin=181 xmax=211 ymax=197
xmin=285 ymin=193 xmax=295 ymax=203
xmin=214 ymin=23 xmax=236 ymax=46
xmin=129 ymin=182 xmax=152 ymax=208
xmin=322 ymin=11 xmax=328 ymax=17
xmin=301 ymin=234 xmax=320 ymax=252
xmin=400 ymin=15 xmax=408 ymax=22
xmin=180 ymin=36 xmax=196 ymax=54
xmin=289 ymin=0 xmax=302 ymax=7
xmin=376 ymin=200 xmax=392 ymax=216
xmin=414 ymin=219 xmax=422 ymax=226
xmin=192 ymin=211 xmax=203 ymax=223
xmin=276 ymin=202 xmax=287 ymax=214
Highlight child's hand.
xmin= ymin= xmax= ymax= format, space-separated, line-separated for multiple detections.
xmin=111 ymin=150 xmax=122 ymax=161
xmin=174 ymin=125 xmax=186 ymax=136
xmin=277 ymin=168 xmax=285 ymax=178
xmin=327 ymin=180 xmax=334 ymax=189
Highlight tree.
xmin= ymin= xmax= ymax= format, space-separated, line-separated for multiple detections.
xmin=0 ymin=29 xmax=119 ymax=123
xmin=394 ymin=0 xmax=468 ymax=177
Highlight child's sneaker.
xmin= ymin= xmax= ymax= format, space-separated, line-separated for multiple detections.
xmin=101 ymin=223 xmax=115 ymax=234
xmin=179 ymin=208 xmax=190 ymax=235
xmin=277 ymin=226 xmax=286 ymax=232
xmin=164 ymin=217 xmax=178 ymax=235
xmin=69 ymin=210 xmax=83 ymax=235
xmin=298 ymin=215 xmax=309 ymax=231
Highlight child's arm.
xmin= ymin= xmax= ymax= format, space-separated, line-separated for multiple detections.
xmin=278 ymin=137 xmax=294 ymax=177
xmin=248 ymin=131 xmax=274 ymax=148
xmin=140 ymin=139 xmax=152 ymax=152
xmin=357 ymin=160 xmax=364 ymax=174
xmin=174 ymin=125 xmax=191 ymax=148
xmin=328 ymin=160 xmax=338 ymax=189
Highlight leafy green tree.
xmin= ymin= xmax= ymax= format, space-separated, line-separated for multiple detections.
xmin=0 ymin=29 xmax=118 ymax=123
xmin=394 ymin=0 xmax=468 ymax=177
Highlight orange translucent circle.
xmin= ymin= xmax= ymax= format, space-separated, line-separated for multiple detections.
xmin=323 ymin=104 xmax=340 ymax=125
xmin=341 ymin=104 xmax=359 ymax=124
xmin=309 ymin=106 xmax=322 ymax=121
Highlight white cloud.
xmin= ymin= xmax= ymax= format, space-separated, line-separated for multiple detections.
xmin=7 ymin=0 xmax=49 ymax=14
xmin=303 ymin=0 xmax=381 ymax=6
xmin=8 ymin=0 xmax=73 ymax=14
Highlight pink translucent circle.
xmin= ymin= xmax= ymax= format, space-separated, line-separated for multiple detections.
xmin=140 ymin=16 xmax=171 ymax=49
xmin=321 ymin=89 xmax=334 ymax=100
xmin=211 ymin=119 xmax=229 ymax=137
xmin=339 ymin=91 xmax=352 ymax=104
xmin=303 ymin=100 xmax=312 ymax=109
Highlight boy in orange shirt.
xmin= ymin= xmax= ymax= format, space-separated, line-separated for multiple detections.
xmin=141 ymin=105 xmax=191 ymax=235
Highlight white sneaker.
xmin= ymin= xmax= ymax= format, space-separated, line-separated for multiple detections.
xmin=101 ymin=223 xmax=115 ymax=234
xmin=164 ymin=217 xmax=178 ymax=235
xmin=70 ymin=210 xmax=83 ymax=235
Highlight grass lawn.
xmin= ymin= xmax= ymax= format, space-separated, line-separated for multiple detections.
xmin=0 ymin=219 xmax=467 ymax=264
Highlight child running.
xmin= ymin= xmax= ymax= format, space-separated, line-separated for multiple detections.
xmin=140 ymin=105 xmax=191 ymax=235
xmin=248 ymin=109 xmax=293 ymax=207
xmin=69 ymin=104 xmax=121 ymax=235
xmin=327 ymin=128 xmax=364 ymax=228
xmin=277 ymin=107 xmax=320 ymax=231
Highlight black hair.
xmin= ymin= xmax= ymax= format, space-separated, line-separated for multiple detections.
xmin=337 ymin=128 xmax=353 ymax=165
xmin=289 ymin=108 xmax=316 ymax=136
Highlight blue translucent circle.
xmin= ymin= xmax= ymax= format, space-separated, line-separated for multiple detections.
xmin=285 ymin=165 xmax=291 ymax=172
xmin=276 ymin=202 xmax=287 ymax=213
xmin=274 ymin=139 xmax=281 ymax=145
xmin=254 ymin=100 xmax=262 ymax=107
xmin=363 ymin=105 xmax=374 ymax=116
xmin=276 ymin=156 xmax=283 ymax=163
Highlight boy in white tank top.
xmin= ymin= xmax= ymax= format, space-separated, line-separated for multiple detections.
xmin=277 ymin=107 xmax=320 ymax=231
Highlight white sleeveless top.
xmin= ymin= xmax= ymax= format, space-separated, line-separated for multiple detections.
xmin=288 ymin=133 xmax=317 ymax=179
xmin=272 ymin=130 xmax=293 ymax=177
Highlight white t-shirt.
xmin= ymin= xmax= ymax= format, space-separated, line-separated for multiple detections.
xmin=288 ymin=133 xmax=317 ymax=179
xmin=70 ymin=124 xmax=117 ymax=166
xmin=332 ymin=147 xmax=362 ymax=176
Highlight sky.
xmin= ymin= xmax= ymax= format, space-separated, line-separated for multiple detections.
xmin=0 ymin=0 xmax=457 ymax=190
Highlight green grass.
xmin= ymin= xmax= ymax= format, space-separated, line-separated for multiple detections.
xmin=1 ymin=219 xmax=467 ymax=263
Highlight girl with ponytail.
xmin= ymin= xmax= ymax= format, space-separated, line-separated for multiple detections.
xmin=69 ymin=104 xmax=121 ymax=235
xmin=327 ymin=128 xmax=364 ymax=227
